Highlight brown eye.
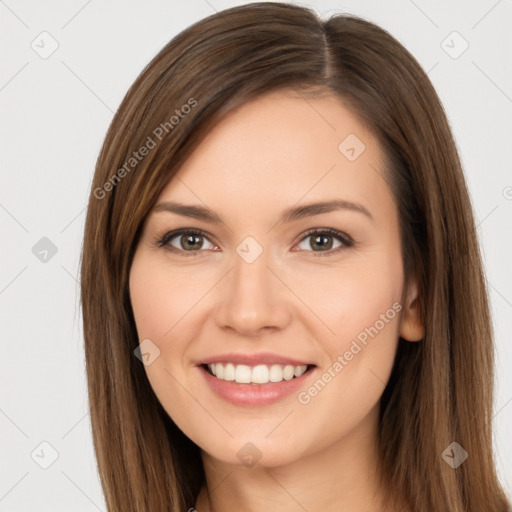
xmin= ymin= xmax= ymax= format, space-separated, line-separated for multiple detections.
xmin=295 ymin=229 xmax=352 ymax=254
xmin=158 ymin=229 xmax=215 ymax=253
xmin=178 ymin=233 xmax=204 ymax=251
xmin=309 ymin=233 xmax=334 ymax=251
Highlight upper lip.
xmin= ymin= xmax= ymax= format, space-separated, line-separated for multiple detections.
xmin=198 ymin=352 xmax=314 ymax=367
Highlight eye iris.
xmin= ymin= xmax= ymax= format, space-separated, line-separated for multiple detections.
xmin=311 ymin=233 xmax=333 ymax=251
xmin=181 ymin=234 xmax=202 ymax=250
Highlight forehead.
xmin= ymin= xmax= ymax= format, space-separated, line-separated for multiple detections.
xmin=158 ymin=89 xmax=392 ymax=221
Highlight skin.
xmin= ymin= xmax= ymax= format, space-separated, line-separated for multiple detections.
xmin=129 ymin=89 xmax=424 ymax=512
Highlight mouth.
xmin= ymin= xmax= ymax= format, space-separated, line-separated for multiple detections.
xmin=197 ymin=354 xmax=317 ymax=406
xmin=203 ymin=362 xmax=314 ymax=384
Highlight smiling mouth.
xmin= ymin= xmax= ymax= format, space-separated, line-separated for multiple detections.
xmin=203 ymin=362 xmax=315 ymax=385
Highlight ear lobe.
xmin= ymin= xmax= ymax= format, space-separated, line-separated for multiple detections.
xmin=399 ymin=278 xmax=424 ymax=342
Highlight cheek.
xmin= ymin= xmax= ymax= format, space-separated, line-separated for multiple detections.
xmin=129 ymin=255 xmax=210 ymax=341
xmin=129 ymin=255 xmax=208 ymax=435
xmin=289 ymin=278 xmax=403 ymax=457
xmin=289 ymin=250 xmax=403 ymax=417
xmin=128 ymin=254 xmax=197 ymax=391
xmin=287 ymin=252 xmax=403 ymax=352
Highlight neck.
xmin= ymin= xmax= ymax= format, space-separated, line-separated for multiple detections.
xmin=194 ymin=405 xmax=405 ymax=512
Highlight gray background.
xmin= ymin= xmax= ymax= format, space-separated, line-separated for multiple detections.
xmin=1 ymin=0 xmax=511 ymax=509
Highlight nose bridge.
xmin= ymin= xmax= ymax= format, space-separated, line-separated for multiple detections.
xmin=232 ymin=242 xmax=271 ymax=297
xmin=214 ymin=236 xmax=290 ymax=334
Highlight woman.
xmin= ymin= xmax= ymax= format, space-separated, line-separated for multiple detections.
xmin=80 ymin=2 xmax=510 ymax=511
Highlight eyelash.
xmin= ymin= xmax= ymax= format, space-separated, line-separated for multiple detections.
xmin=153 ymin=227 xmax=355 ymax=257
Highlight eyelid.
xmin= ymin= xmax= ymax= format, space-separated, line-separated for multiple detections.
xmin=154 ymin=227 xmax=354 ymax=256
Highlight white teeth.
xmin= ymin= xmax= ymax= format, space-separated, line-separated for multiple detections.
xmin=223 ymin=363 xmax=235 ymax=381
xmin=235 ymin=364 xmax=252 ymax=383
xmin=269 ymin=364 xmax=283 ymax=382
xmin=283 ymin=365 xmax=295 ymax=380
xmin=252 ymin=365 xmax=269 ymax=384
xmin=295 ymin=365 xmax=307 ymax=377
xmin=206 ymin=362 xmax=310 ymax=384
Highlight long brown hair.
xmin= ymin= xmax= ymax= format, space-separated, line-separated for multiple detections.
xmin=80 ymin=3 xmax=510 ymax=511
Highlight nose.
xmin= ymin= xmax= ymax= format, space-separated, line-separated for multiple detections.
xmin=214 ymin=246 xmax=292 ymax=337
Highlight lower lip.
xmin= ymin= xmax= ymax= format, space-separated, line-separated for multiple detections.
xmin=199 ymin=365 xmax=315 ymax=406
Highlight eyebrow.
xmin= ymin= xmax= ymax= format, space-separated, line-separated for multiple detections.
xmin=153 ymin=199 xmax=374 ymax=224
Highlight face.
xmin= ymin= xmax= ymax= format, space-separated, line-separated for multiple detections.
xmin=129 ymin=89 xmax=422 ymax=468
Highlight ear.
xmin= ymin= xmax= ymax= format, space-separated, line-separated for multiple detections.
xmin=399 ymin=276 xmax=424 ymax=342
